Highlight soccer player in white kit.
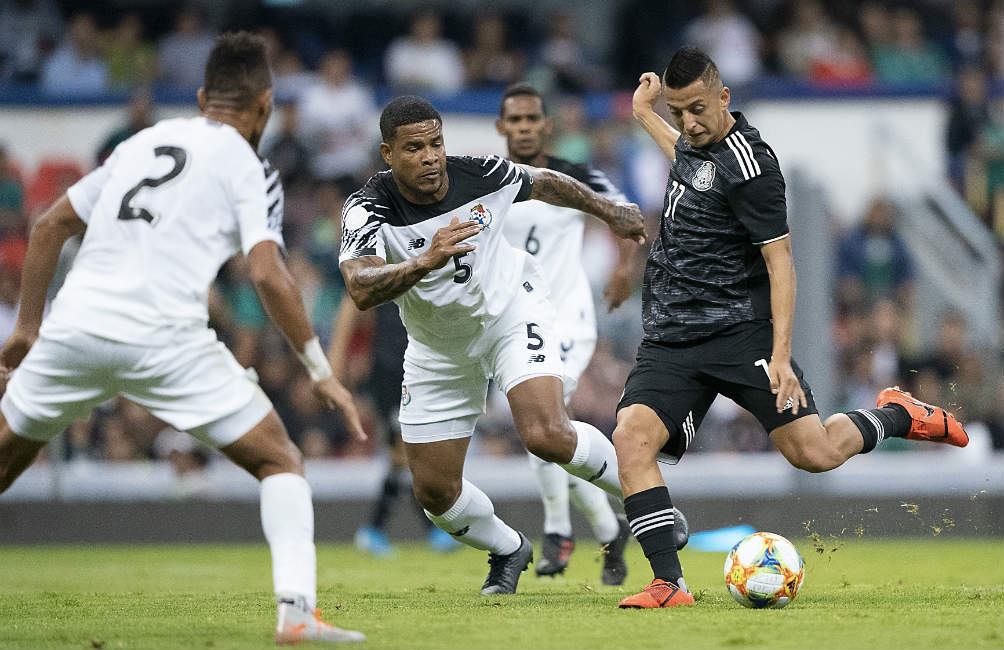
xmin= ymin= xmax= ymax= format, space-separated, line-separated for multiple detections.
xmin=496 ymin=83 xmax=634 ymax=585
xmin=0 ymin=33 xmax=366 ymax=644
xmin=339 ymin=96 xmax=646 ymax=596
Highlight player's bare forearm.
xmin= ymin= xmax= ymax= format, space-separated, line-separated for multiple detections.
xmin=632 ymin=71 xmax=679 ymax=160
xmin=326 ymin=294 xmax=372 ymax=382
xmin=526 ymin=167 xmax=646 ymax=243
xmin=16 ymin=194 xmax=85 ymax=333
xmin=603 ymin=238 xmax=640 ymax=310
xmin=760 ymin=237 xmax=796 ymax=362
xmin=247 ymin=242 xmax=315 ymax=351
xmin=340 ymin=255 xmax=431 ymax=311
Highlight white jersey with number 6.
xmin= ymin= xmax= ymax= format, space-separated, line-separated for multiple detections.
xmin=47 ymin=116 xmax=284 ymax=344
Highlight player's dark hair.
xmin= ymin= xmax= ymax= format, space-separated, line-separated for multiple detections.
xmin=380 ymin=96 xmax=442 ymax=142
xmin=498 ymin=82 xmax=548 ymax=117
xmin=662 ymin=46 xmax=721 ymax=90
xmin=203 ymin=31 xmax=272 ymax=108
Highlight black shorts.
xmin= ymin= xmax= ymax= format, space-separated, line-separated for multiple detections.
xmin=617 ymin=320 xmax=817 ymax=462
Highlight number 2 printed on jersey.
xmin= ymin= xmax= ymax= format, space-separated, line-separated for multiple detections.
xmin=118 ymin=146 xmax=188 ymax=226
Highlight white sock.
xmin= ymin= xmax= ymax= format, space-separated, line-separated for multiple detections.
xmin=560 ymin=420 xmax=623 ymax=499
xmin=425 ymin=479 xmax=521 ymax=555
xmin=568 ymin=475 xmax=620 ymax=543
xmin=528 ymin=452 xmax=573 ymax=537
xmin=261 ymin=473 xmax=317 ymax=610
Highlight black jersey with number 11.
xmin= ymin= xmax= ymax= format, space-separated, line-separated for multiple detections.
xmin=642 ymin=111 xmax=790 ymax=344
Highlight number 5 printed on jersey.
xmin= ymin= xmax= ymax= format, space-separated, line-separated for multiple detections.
xmin=118 ymin=146 xmax=188 ymax=225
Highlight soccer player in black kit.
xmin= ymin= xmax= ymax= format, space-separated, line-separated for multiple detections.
xmin=614 ymin=47 xmax=969 ymax=609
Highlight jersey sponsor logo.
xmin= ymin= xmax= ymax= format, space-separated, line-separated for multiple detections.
xmin=408 ymin=237 xmax=426 ymax=250
xmin=692 ymin=161 xmax=716 ymax=191
xmin=400 ymin=385 xmax=411 ymax=406
xmin=468 ymin=203 xmax=493 ymax=229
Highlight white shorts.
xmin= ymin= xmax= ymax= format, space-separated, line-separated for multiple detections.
xmin=0 ymin=327 xmax=273 ymax=448
xmin=553 ymin=278 xmax=598 ymax=404
xmin=399 ymin=281 xmax=566 ymax=444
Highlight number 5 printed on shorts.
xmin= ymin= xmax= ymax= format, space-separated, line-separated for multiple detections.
xmin=526 ymin=323 xmax=546 ymax=363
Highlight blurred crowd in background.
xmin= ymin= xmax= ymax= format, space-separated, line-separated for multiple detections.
xmin=0 ymin=0 xmax=1001 ymax=475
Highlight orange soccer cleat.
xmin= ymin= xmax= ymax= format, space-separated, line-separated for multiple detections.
xmin=876 ymin=387 xmax=969 ymax=448
xmin=275 ymin=601 xmax=365 ymax=645
xmin=618 ymin=579 xmax=695 ymax=609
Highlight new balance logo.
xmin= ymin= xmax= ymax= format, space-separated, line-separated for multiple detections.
xmin=408 ymin=238 xmax=426 ymax=250
xmin=528 ymin=354 xmax=546 ymax=363
xmin=523 ymin=281 xmax=533 ymax=292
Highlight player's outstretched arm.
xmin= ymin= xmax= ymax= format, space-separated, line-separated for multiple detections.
xmin=525 ymin=167 xmax=647 ymax=244
xmin=325 ymin=294 xmax=374 ymax=384
xmin=0 ymin=194 xmax=85 ymax=376
xmin=760 ymin=236 xmax=807 ymax=416
xmin=247 ymin=240 xmax=367 ymax=441
xmin=603 ymin=238 xmax=639 ymax=311
xmin=340 ymin=216 xmax=482 ymax=310
xmin=633 ymin=72 xmax=680 ymax=161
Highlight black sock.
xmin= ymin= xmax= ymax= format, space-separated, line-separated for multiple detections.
xmin=371 ymin=470 xmax=400 ymax=529
xmin=845 ymin=404 xmax=913 ymax=453
xmin=624 ymin=486 xmax=683 ymax=584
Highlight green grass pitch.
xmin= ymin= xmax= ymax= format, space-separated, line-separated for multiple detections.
xmin=1 ymin=538 xmax=1001 ymax=649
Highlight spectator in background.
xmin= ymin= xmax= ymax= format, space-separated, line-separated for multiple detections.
xmin=871 ymin=7 xmax=949 ymax=86
xmin=808 ymin=28 xmax=874 ymax=86
xmin=39 ymin=12 xmax=108 ymax=96
xmin=966 ymin=96 xmax=1004 ymax=239
xmin=0 ymin=145 xmax=24 ymax=232
xmin=858 ymin=1 xmax=892 ymax=58
xmin=0 ymin=244 xmax=20 ymax=343
xmin=95 ymin=87 xmax=155 ymax=165
xmin=103 ymin=12 xmax=157 ymax=90
xmin=946 ymin=66 xmax=989 ymax=191
xmin=529 ymin=11 xmax=608 ymax=93
xmin=463 ymin=12 xmax=523 ymax=88
xmin=262 ymin=100 xmax=311 ymax=196
xmin=836 ymin=197 xmax=914 ymax=310
xmin=947 ymin=1 xmax=985 ymax=68
xmin=682 ymin=0 xmax=762 ymax=91
xmin=552 ymin=97 xmax=592 ymax=164
xmin=776 ymin=0 xmax=838 ymax=80
xmin=0 ymin=0 xmax=62 ymax=83
xmin=298 ymin=49 xmax=376 ymax=195
xmin=157 ymin=5 xmax=215 ymax=91
xmin=384 ymin=8 xmax=464 ymax=93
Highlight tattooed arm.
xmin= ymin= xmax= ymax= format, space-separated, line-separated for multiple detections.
xmin=523 ymin=166 xmax=647 ymax=244
xmin=340 ymin=216 xmax=483 ymax=310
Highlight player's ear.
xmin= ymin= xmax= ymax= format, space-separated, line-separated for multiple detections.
xmin=543 ymin=116 xmax=554 ymax=137
xmin=379 ymin=141 xmax=393 ymax=166
xmin=258 ymin=89 xmax=274 ymax=120
xmin=720 ymin=85 xmax=730 ymax=110
xmin=494 ymin=117 xmax=505 ymax=137
xmin=197 ymin=88 xmax=207 ymax=112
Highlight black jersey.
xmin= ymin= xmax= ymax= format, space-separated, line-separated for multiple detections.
xmin=642 ymin=112 xmax=789 ymax=343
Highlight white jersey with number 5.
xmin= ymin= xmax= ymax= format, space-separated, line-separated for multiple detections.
xmin=338 ymin=155 xmax=537 ymax=354
xmin=46 ymin=116 xmax=284 ymax=344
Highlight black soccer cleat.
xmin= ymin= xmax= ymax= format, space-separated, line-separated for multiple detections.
xmin=535 ymin=533 xmax=575 ymax=577
xmin=480 ymin=531 xmax=533 ymax=595
xmin=601 ymin=515 xmax=630 ymax=586
xmin=673 ymin=507 xmax=690 ymax=550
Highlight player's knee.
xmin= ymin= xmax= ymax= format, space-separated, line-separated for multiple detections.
xmin=521 ymin=420 xmax=575 ymax=463
xmin=782 ymin=445 xmax=839 ymax=473
xmin=612 ymin=425 xmax=658 ymax=468
xmin=412 ymin=476 xmax=462 ymax=515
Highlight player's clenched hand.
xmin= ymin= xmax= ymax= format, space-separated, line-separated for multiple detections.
xmin=312 ymin=376 xmax=368 ymax=441
xmin=603 ymin=271 xmax=632 ymax=311
xmin=418 ymin=216 xmax=482 ymax=270
xmin=632 ymin=72 xmax=662 ymax=115
xmin=767 ymin=357 xmax=807 ymax=415
xmin=606 ymin=202 xmax=647 ymax=244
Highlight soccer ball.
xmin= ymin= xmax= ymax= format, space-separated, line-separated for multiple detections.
xmin=723 ymin=531 xmax=805 ymax=609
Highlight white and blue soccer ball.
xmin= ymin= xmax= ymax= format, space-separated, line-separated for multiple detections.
xmin=723 ymin=531 xmax=805 ymax=609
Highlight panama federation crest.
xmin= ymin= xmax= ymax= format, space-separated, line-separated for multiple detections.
xmin=400 ymin=385 xmax=411 ymax=406
xmin=693 ymin=161 xmax=716 ymax=191
xmin=469 ymin=203 xmax=493 ymax=228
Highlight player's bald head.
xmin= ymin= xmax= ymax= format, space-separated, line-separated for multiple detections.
xmin=380 ymin=96 xmax=443 ymax=143
xmin=662 ymin=47 xmax=722 ymax=91
xmin=203 ymin=32 xmax=272 ymax=109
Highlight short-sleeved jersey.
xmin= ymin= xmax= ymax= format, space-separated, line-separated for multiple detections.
xmin=643 ymin=112 xmax=789 ymax=343
xmin=339 ymin=155 xmax=534 ymax=353
xmin=48 ymin=116 xmax=284 ymax=344
xmin=503 ymin=156 xmax=624 ymax=305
